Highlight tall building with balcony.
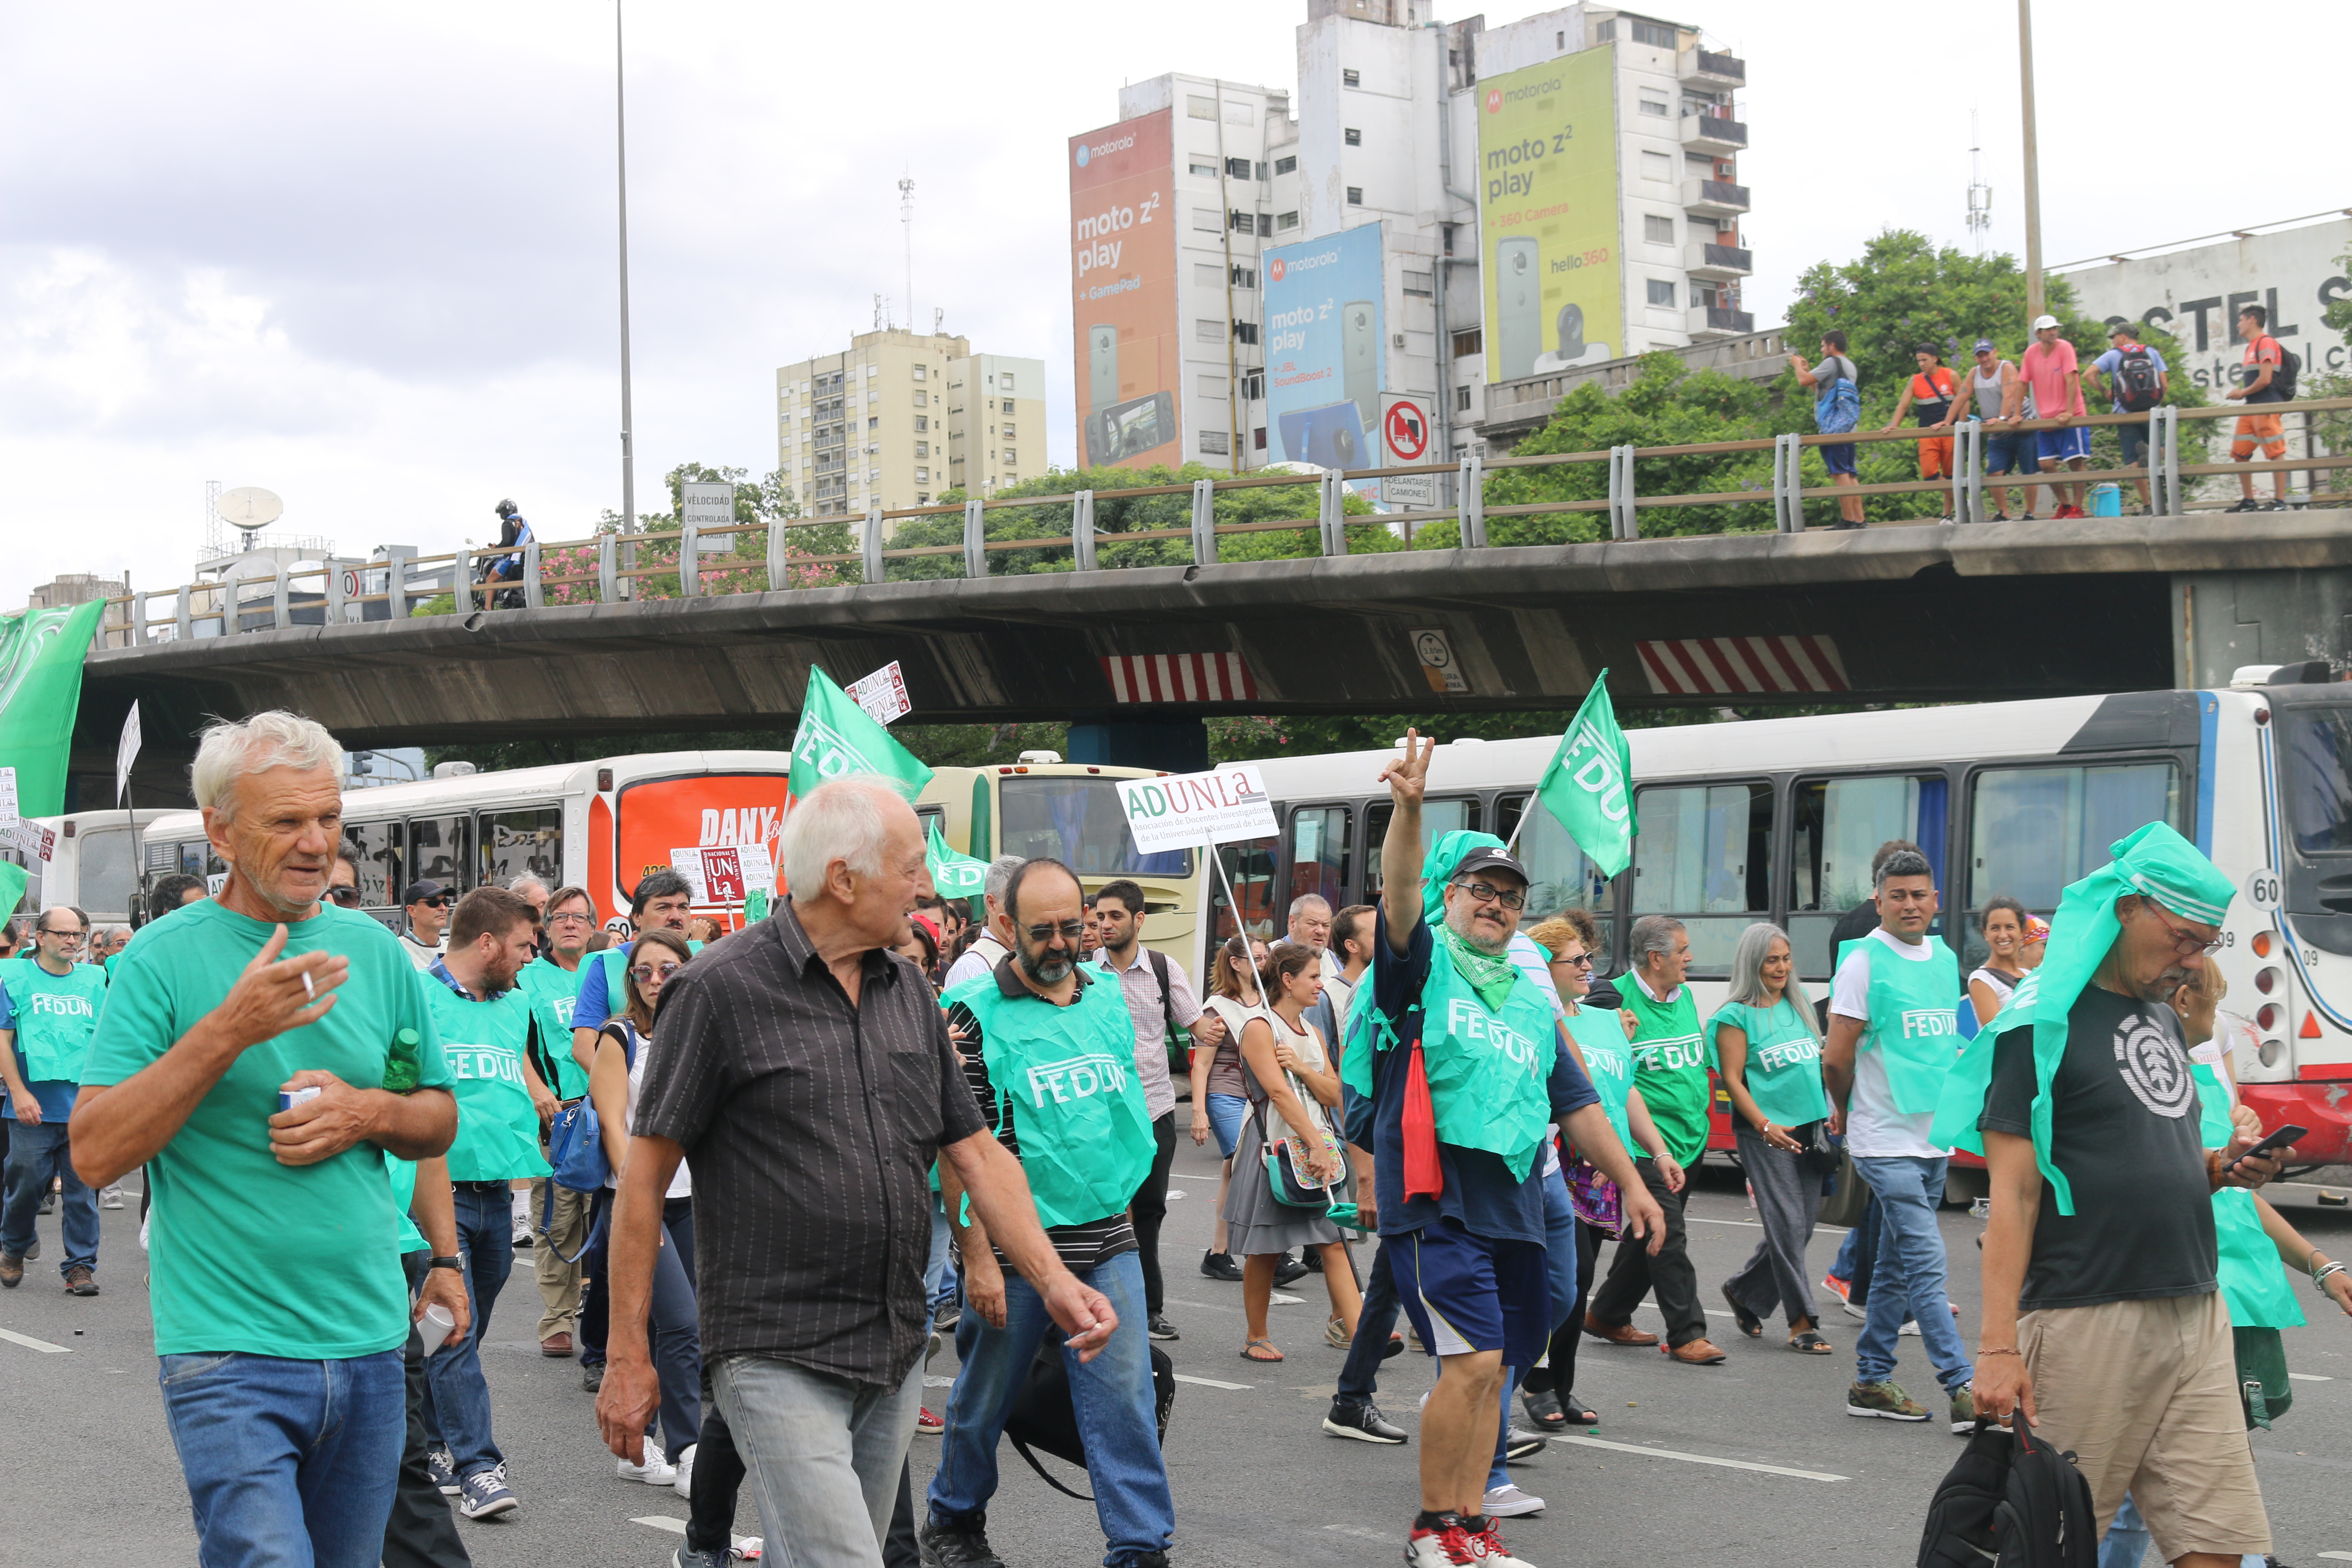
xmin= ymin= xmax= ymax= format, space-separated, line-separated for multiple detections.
xmin=943 ymin=352 xmax=1048 ymax=496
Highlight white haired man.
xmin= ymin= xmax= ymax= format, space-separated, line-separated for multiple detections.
xmin=597 ymin=779 xmax=1105 ymax=1568
xmin=942 ymin=855 xmax=1024 ymax=990
xmin=71 ymin=710 xmax=462 ymax=1568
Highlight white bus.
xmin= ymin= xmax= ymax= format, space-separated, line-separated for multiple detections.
xmin=1221 ymin=677 xmax=2352 ymax=1169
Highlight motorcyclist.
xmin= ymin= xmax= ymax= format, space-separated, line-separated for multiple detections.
xmin=481 ymin=498 xmax=533 ymax=608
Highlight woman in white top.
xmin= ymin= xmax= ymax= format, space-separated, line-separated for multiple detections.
xmin=1966 ymin=896 xmax=2031 ymax=1026
xmin=1222 ymin=941 xmax=1361 ymax=1361
xmin=1189 ymin=935 xmax=1268 ymax=1282
xmin=588 ymin=928 xmax=701 ymax=1485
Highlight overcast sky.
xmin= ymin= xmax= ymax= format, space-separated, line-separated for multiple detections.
xmin=3 ymin=0 xmax=2342 ymax=608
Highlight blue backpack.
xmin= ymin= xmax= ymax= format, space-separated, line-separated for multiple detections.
xmin=542 ymin=1020 xmax=638 ymax=1262
xmin=1816 ymin=370 xmax=1860 ymax=435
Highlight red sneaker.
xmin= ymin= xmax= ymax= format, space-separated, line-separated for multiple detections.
xmin=1822 ymin=1273 xmax=1851 ymax=1303
xmin=1404 ymin=1517 xmax=1480 ymax=1567
xmin=916 ymin=1406 xmax=945 ymax=1435
xmin=1472 ymin=1519 xmax=1534 ymax=1566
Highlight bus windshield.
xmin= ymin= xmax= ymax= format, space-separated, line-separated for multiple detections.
xmin=2283 ymin=706 xmax=2352 ymax=856
xmin=1000 ymin=777 xmax=1192 ymax=877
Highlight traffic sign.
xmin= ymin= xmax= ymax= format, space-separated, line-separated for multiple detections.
xmin=1385 ymin=400 xmax=1428 ymax=462
xmin=1380 ymin=393 xmax=1437 ymax=509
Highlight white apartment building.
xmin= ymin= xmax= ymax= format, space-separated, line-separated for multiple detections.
xmin=1101 ymin=0 xmax=1749 ymax=465
xmin=776 ymin=331 xmax=1046 ymax=516
xmin=943 ymin=352 xmax=1047 ymax=498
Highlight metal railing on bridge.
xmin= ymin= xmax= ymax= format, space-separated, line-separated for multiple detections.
xmin=90 ymin=396 xmax=2352 ymax=648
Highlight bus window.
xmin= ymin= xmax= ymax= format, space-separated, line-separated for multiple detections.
xmin=1288 ymin=806 xmax=1351 ymax=911
xmin=1632 ymin=781 xmax=1772 ymax=973
xmin=479 ymin=808 xmax=561 ymax=891
xmin=2282 ymin=707 xmax=2352 ymax=855
xmin=1966 ymin=761 xmax=2178 ymax=921
xmin=999 ymin=777 xmax=1192 ymax=877
xmin=342 ymin=820 xmax=403 ymax=907
xmin=1496 ymin=795 xmax=1616 ymax=949
xmin=179 ymin=841 xmax=217 ymax=878
xmin=1213 ymin=836 xmax=1278 ymax=942
xmin=1363 ymin=798 xmax=1480 ymax=896
xmin=75 ymin=827 xmax=138 ymax=919
xmin=407 ymin=815 xmax=472 ymax=892
xmin=1788 ymin=775 xmax=1948 ymax=977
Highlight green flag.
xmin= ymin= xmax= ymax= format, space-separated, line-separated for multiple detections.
xmin=0 ymin=600 xmax=107 ymax=919
xmin=788 ymin=665 xmax=934 ymax=801
xmin=1532 ymin=668 xmax=1636 ymax=878
xmin=927 ymin=820 xmax=989 ymax=899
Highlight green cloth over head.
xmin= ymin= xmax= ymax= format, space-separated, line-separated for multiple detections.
xmin=2025 ymin=821 xmax=2236 ymax=1214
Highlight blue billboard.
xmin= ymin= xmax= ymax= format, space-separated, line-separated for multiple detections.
xmin=1262 ymin=225 xmax=1385 ymax=487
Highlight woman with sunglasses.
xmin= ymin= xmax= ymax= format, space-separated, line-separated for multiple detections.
xmin=1222 ymin=941 xmax=1360 ymax=1361
xmin=586 ymin=928 xmax=700 ymax=1487
xmin=1192 ymin=934 xmax=1269 ymax=1283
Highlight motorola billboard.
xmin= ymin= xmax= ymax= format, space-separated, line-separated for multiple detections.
xmin=1477 ymin=47 xmax=1624 ymax=386
xmin=1261 ymin=223 xmax=1387 ymax=499
xmin=1070 ymin=110 xmax=1182 ymax=472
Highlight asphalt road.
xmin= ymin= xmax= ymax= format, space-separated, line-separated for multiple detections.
xmin=9 ymin=1141 xmax=2352 ymax=1568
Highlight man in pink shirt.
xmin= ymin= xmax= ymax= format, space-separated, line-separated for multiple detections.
xmin=2019 ymin=315 xmax=2089 ymax=519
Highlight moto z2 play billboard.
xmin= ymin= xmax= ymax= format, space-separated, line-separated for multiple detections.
xmin=1071 ymin=110 xmax=1181 ymax=472
xmin=1262 ymin=223 xmax=1386 ymax=500
xmin=1479 ymin=48 xmax=1624 ymax=385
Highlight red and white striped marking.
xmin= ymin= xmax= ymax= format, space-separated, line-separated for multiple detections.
xmin=1100 ymin=652 xmax=1260 ymax=704
xmin=1637 ymin=635 xmax=1850 ymax=696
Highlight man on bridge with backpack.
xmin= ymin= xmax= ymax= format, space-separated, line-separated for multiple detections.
xmin=2087 ymin=323 xmax=2169 ymax=514
xmin=1792 ymin=331 xmax=1865 ymax=529
xmin=2223 ymin=301 xmax=2297 ymax=512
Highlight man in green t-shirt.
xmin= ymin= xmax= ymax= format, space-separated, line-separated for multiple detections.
xmin=1586 ymin=915 xmax=1724 ymax=1364
xmin=70 ymin=712 xmax=460 ymax=1568
xmin=521 ymin=882 xmax=597 ymax=1359
xmin=0 ymin=906 xmax=108 ymax=1294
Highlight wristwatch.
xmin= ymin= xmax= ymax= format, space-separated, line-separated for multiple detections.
xmin=427 ymin=1255 xmax=463 ymax=1272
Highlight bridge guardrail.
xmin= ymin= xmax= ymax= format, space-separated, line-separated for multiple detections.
xmin=92 ymin=395 xmax=2352 ymax=647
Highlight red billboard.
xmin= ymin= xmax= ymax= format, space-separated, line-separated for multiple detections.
xmin=1069 ymin=109 xmax=1181 ymax=472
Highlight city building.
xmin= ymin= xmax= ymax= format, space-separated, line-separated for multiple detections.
xmin=27 ymin=572 xmax=127 ymax=610
xmin=943 ymin=352 xmax=1047 ymax=496
xmin=1074 ymin=0 xmax=1750 ymax=469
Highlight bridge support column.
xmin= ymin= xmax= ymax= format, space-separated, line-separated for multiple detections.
xmin=1067 ymin=719 xmax=1210 ymax=775
xmin=1190 ymin=479 xmax=1217 ymax=565
xmin=2174 ymin=567 xmax=2352 ymax=689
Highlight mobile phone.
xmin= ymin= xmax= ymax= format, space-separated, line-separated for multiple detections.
xmin=2228 ymin=1123 xmax=2307 ymax=1169
xmin=1494 ymin=237 xmax=1541 ymax=379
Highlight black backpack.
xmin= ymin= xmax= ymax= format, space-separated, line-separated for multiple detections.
xmin=1001 ymin=1343 xmax=1176 ymax=1502
xmin=2112 ymin=346 xmax=2163 ymax=413
xmin=1918 ymin=1415 xmax=2097 ymax=1568
xmin=2245 ymin=337 xmax=2300 ymax=403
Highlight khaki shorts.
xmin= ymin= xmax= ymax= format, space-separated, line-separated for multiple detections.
xmin=2019 ymin=1291 xmax=2269 ymax=1560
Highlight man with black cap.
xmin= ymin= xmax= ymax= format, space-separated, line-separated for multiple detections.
xmin=401 ymin=882 xmax=449 ymax=971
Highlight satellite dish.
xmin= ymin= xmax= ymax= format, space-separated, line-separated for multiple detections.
xmin=217 ymin=486 xmax=284 ymax=532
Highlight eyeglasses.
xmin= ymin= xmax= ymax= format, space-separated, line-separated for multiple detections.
xmin=2144 ymin=900 xmax=2224 ymax=958
xmin=1450 ymin=879 xmax=1525 ymax=912
xmin=628 ymin=962 xmax=684 ymax=983
xmin=36 ymin=928 xmax=87 ymax=943
xmin=1022 ymin=921 xmax=1088 ymax=943
xmin=413 ymin=896 xmax=448 ymax=909
xmin=325 ymin=887 xmax=362 ymax=906
xmin=548 ymin=911 xmax=594 ymax=927
xmin=1549 ymin=951 xmax=1594 ymax=969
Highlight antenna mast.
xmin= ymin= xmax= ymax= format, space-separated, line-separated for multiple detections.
xmin=1966 ymin=110 xmax=1992 ymax=254
xmin=898 ymin=173 xmax=916 ymax=336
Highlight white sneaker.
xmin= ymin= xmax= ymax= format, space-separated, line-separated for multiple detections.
xmin=618 ymin=1438 xmax=677 ymax=1485
xmin=1484 ymin=1482 xmax=1546 ymax=1517
xmin=1899 ymin=1319 xmax=1922 ymax=1337
xmin=1841 ymin=1300 xmax=1866 ymax=1321
xmin=99 ymin=1185 xmax=126 ymax=1210
xmin=672 ymin=1442 xmax=697 ymax=1498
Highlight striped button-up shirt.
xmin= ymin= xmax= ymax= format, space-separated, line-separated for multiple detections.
xmin=634 ymin=902 xmax=983 ymax=1387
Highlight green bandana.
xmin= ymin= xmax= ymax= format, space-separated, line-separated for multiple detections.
xmin=2027 ymin=821 xmax=2236 ymax=1214
xmin=1437 ymin=921 xmax=1520 ymax=1013
xmin=1421 ymin=830 xmax=1523 ymax=1012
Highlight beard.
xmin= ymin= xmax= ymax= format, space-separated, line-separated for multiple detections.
xmin=1444 ymin=903 xmax=1511 ymax=956
xmin=2138 ymin=963 xmax=2194 ymax=1006
xmin=1017 ymin=944 xmax=1075 ymax=985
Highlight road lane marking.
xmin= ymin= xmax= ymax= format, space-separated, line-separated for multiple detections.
xmin=2290 ymin=1372 xmax=2332 ymax=1382
xmin=0 ymin=1327 xmax=71 ymax=1354
xmin=1554 ymin=1434 xmax=1847 ymax=1482
xmin=632 ymin=1516 xmax=686 ymax=1534
xmin=2312 ymin=1553 xmax=2352 ymax=1562
xmin=1173 ymin=1372 xmax=1252 ymax=1390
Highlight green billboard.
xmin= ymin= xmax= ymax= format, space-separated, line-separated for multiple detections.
xmin=1477 ymin=47 xmax=1623 ymax=383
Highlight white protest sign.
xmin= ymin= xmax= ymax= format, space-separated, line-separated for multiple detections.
xmin=1116 ymin=764 xmax=1278 ymax=852
xmin=116 ymin=701 xmax=143 ymax=806
xmin=737 ymin=842 xmax=776 ymax=892
xmin=0 ymin=765 xmax=17 ymax=827
xmin=669 ymin=848 xmax=712 ymax=903
xmin=846 ymin=661 xmax=912 ymax=725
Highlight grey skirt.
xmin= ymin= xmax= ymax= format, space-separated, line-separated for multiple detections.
xmin=1222 ymin=1105 xmax=1351 ymax=1256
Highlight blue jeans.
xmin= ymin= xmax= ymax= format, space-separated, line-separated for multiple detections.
xmin=927 ymin=1194 xmax=958 ymax=1313
xmin=1853 ymin=1156 xmax=1971 ymax=1393
xmin=929 ymin=1250 xmax=1172 ymax=1567
xmin=419 ymin=1187 xmax=513 ymax=1479
xmin=1491 ymin=1164 xmax=1579 ymax=1488
xmin=0 ymin=1116 xmax=99 ymax=1276
xmin=2096 ymin=1492 xmax=2258 ymax=1568
xmin=159 ymin=1348 xmax=406 ymax=1568
xmin=1206 ymin=1092 xmax=1248 ymax=1161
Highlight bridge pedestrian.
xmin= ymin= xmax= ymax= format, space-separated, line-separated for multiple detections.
xmin=1709 ymin=922 xmax=1835 ymax=1355
xmin=1821 ymin=848 xmax=1975 ymax=1430
xmin=2087 ymin=322 xmax=2170 ymax=513
xmin=2021 ymin=315 xmax=2090 ymax=519
xmin=72 ymin=710 xmax=459 ymax=1568
xmin=1883 ymin=347 xmax=1961 ymax=521
xmin=1967 ymin=824 xmax=2288 ymax=1564
xmin=1193 ymin=934 xmax=1268 ymax=1283
xmin=928 ymin=857 xmax=1173 ymax=1568
xmin=2223 ymin=301 xmax=2293 ymax=513
xmin=1942 ymin=340 xmax=2030 ymax=520
xmin=1791 ymin=331 xmax=1865 ymax=529
xmin=0 ymin=905 xmax=108 ymax=1294
xmin=520 ymin=884 xmax=597 ymax=1359
xmin=1092 ymin=877 xmax=1225 ymax=1344
xmin=1585 ymin=915 xmax=1721 ymax=1363
xmin=1967 ymin=896 xmax=2033 ymax=1027
xmin=417 ymin=887 xmax=556 ymax=1520
xmin=598 ymin=780 xmax=1099 ymax=1568
xmin=940 ymin=855 xmax=1022 ymax=989
xmin=401 ymin=880 xmax=450 ymax=970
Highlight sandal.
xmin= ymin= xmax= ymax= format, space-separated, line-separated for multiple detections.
xmin=1562 ymin=1393 xmax=1599 ymax=1426
xmin=1720 ymin=1283 xmax=1764 ymax=1339
xmin=1240 ymin=1338 xmax=1284 ymax=1363
xmin=1789 ymin=1329 xmax=1833 ymax=1355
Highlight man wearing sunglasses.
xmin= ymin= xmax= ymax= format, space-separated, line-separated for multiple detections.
xmin=400 ymin=880 xmax=450 ymax=971
xmin=0 ymin=906 xmax=109 ymax=1294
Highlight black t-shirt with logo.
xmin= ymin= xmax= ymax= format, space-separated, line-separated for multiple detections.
xmin=1980 ymin=985 xmax=2215 ymax=1311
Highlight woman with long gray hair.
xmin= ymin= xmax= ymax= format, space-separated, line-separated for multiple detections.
xmin=1707 ymin=921 xmax=1836 ymax=1354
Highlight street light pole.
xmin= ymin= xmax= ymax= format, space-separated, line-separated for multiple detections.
xmin=2018 ymin=0 xmax=2045 ymax=323
xmin=615 ymin=0 xmax=637 ymax=538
